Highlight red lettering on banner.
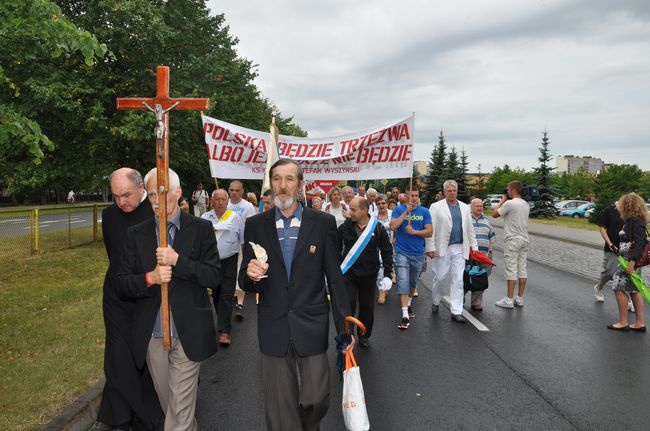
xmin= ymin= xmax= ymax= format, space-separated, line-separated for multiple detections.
xmin=203 ymin=123 xmax=214 ymax=136
xmin=244 ymin=150 xmax=264 ymax=163
xmin=332 ymin=154 xmax=355 ymax=165
xmin=356 ymin=144 xmax=411 ymax=164
xmin=387 ymin=124 xmax=410 ymax=141
xmin=254 ymin=139 xmax=267 ymax=153
xmin=218 ymin=145 xmax=244 ymax=162
xmin=234 ymin=133 xmax=246 ymax=146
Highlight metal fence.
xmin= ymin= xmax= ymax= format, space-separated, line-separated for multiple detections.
xmin=0 ymin=204 xmax=110 ymax=259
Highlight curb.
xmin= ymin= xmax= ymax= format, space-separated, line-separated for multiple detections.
xmin=42 ymin=379 xmax=104 ymax=431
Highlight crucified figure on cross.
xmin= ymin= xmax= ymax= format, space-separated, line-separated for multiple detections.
xmin=143 ymin=101 xmax=179 ymax=158
xmin=117 ymin=66 xmax=209 ymax=351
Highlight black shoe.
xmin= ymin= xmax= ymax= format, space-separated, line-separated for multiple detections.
xmin=359 ymin=338 xmax=370 ymax=348
xmin=629 ymin=326 xmax=646 ymax=332
xmin=398 ymin=317 xmax=410 ymax=329
xmin=431 ymin=303 xmax=439 ymax=314
xmin=451 ymin=314 xmax=466 ymax=323
xmin=407 ymin=306 xmax=415 ymax=319
xmin=606 ymin=324 xmax=629 ymax=331
xmin=234 ymin=304 xmax=244 ymax=321
xmin=88 ymin=423 xmax=113 ymax=431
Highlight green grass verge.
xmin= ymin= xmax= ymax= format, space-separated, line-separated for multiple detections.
xmin=528 ymin=215 xmax=600 ymax=231
xmin=0 ymin=204 xmax=109 ymax=219
xmin=1 ymin=225 xmax=101 ymax=259
xmin=484 ymin=208 xmax=599 ymax=232
xmin=0 ymin=242 xmax=108 ymax=431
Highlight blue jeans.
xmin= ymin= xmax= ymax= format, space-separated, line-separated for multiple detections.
xmin=395 ymin=252 xmax=424 ymax=295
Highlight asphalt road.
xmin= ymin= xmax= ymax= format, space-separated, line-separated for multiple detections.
xmin=195 ymin=251 xmax=650 ymax=430
xmin=0 ymin=210 xmax=95 ymax=238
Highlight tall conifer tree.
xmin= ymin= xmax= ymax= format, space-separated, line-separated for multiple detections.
xmin=531 ymin=128 xmax=557 ymax=218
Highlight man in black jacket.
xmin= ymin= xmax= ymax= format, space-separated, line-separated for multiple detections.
xmin=339 ymin=197 xmax=393 ymax=347
xmin=93 ymin=168 xmax=160 ymax=431
xmin=240 ymin=159 xmax=352 ymax=431
xmin=117 ymin=168 xmax=220 ymax=430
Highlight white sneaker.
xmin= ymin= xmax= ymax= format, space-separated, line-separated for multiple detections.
xmin=514 ymin=296 xmax=524 ymax=307
xmin=628 ymin=300 xmax=635 ymax=313
xmin=495 ymin=297 xmax=514 ymax=309
xmin=594 ymin=285 xmax=604 ymax=302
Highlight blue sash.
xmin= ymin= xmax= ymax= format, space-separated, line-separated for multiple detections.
xmin=340 ymin=216 xmax=378 ymax=275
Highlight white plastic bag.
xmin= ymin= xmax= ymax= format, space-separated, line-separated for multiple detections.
xmin=379 ymin=276 xmax=392 ymax=291
xmin=342 ymin=350 xmax=370 ymax=431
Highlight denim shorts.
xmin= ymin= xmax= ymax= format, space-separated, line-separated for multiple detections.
xmin=394 ymin=252 xmax=424 ymax=295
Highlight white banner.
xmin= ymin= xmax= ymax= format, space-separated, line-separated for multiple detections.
xmin=202 ymin=115 xmax=414 ymax=180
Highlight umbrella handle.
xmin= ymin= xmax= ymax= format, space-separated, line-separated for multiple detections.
xmin=344 ymin=316 xmax=366 ymax=336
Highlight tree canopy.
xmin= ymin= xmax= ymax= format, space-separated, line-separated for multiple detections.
xmin=0 ymin=0 xmax=109 ymax=202
xmin=1 ymin=0 xmax=305 ymax=203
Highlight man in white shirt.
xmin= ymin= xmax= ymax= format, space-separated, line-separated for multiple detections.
xmin=202 ymin=189 xmax=245 ymax=345
xmin=228 ymin=180 xmax=257 ymax=318
xmin=492 ymin=181 xmax=530 ymax=309
xmin=227 ymin=180 xmax=256 ymax=220
xmin=191 ymin=182 xmax=209 ymax=217
xmin=425 ymin=180 xmax=477 ymax=323
xmin=366 ymin=188 xmax=378 ymax=217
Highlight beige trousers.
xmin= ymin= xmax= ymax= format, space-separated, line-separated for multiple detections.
xmin=146 ymin=337 xmax=201 ymax=431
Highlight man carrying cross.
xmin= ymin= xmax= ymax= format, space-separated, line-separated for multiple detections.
xmin=115 ymin=66 xmax=214 ymax=429
xmin=116 ymin=168 xmax=220 ymax=430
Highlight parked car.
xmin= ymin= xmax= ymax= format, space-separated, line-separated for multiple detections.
xmin=554 ymin=200 xmax=589 ymax=216
xmin=561 ymin=203 xmax=595 ymax=218
xmin=585 ymin=207 xmax=595 ymax=219
xmin=554 ymin=200 xmax=590 ymax=211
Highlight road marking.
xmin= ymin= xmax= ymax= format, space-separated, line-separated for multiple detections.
xmin=0 ymin=219 xmax=26 ymax=224
xmin=442 ymin=295 xmax=490 ymax=332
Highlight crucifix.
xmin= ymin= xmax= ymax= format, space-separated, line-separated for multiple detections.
xmin=117 ymin=65 xmax=209 ymax=351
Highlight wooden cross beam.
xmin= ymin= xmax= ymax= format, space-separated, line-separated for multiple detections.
xmin=117 ymin=65 xmax=209 ymax=351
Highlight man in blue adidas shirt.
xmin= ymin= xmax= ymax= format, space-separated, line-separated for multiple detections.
xmin=390 ymin=189 xmax=432 ymax=329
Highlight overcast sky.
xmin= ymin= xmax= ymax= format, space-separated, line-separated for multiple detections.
xmin=207 ymin=0 xmax=650 ymax=172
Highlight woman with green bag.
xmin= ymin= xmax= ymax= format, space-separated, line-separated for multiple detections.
xmin=608 ymin=193 xmax=649 ymax=332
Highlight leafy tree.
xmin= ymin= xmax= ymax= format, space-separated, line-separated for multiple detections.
xmin=0 ymin=0 xmax=109 ymax=202
xmin=638 ymin=172 xmax=650 ymax=201
xmin=4 ymin=0 xmax=305 ymax=203
xmin=468 ymin=163 xmax=486 ymax=197
xmin=590 ymin=164 xmax=643 ymax=223
xmin=424 ymin=130 xmax=447 ymax=206
xmin=485 ymin=165 xmax=536 ymax=194
xmin=531 ymin=129 xmax=556 ymax=218
xmin=555 ymin=169 xmax=593 ymax=200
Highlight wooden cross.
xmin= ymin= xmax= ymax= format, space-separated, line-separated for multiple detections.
xmin=117 ymin=65 xmax=209 ymax=351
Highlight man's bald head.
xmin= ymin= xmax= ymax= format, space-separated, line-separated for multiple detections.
xmin=348 ymin=197 xmax=369 ymax=223
xmin=211 ymin=188 xmax=229 ymax=213
xmin=109 ymin=167 xmax=144 ymax=213
xmin=471 ymin=198 xmax=484 ymax=217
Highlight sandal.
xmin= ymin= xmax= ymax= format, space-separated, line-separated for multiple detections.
xmin=629 ymin=326 xmax=646 ymax=332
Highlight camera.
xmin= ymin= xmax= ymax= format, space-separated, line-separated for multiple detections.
xmin=503 ymin=185 xmax=540 ymax=202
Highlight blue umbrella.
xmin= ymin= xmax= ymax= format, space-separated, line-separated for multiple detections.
xmin=335 ymin=316 xmax=366 ymax=377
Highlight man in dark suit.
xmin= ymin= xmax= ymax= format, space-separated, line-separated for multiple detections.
xmin=117 ymin=168 xmax=220 ymax=431
xmin=93 ymin=168 xmax=161 ymax=431
xmin=239 ymin=158 xmax=353 ymax=431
